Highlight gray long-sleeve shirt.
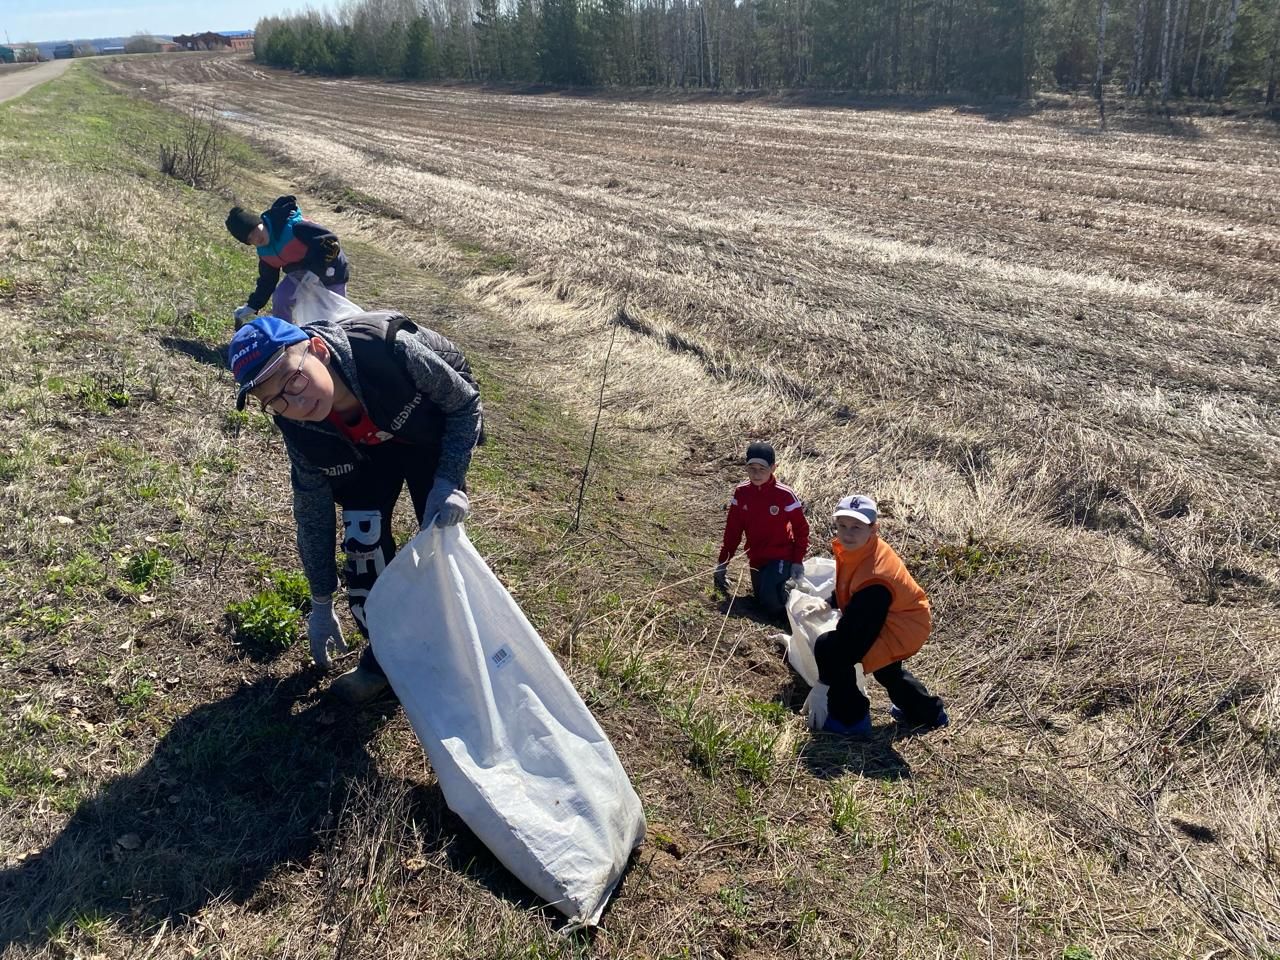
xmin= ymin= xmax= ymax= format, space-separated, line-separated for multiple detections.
xmin=280 ymin=315 xmax=481 ymax=598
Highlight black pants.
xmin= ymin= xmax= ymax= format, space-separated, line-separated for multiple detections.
xmin=335 ymin=443 xmax=440 ymax=677
xmin=750 ymin=559 xmax=791 ymax=617
xmin=813 ymin=592 xmax=942 ymax=726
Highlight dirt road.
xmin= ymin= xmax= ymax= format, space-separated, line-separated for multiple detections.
xmin=0 ymin=59 xmax=72 ymax=104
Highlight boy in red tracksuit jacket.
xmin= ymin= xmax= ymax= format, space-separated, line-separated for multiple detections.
xmin=714 ymin=441 xmax=810 ymax=618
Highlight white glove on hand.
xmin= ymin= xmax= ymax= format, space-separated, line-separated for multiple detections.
xmin=233 ymin=304 xmax=256 ymax=326
xmin=713 ymin=562 xmax=729 ymax=593
xmin=422 ymin=477 xmax=470 ymax=527
xmin=806 ymin=682 xmax=831 ymax=731
xmin=307 ymin=596 xmax=348 ymax=670
xmin=790 ymin=562 xmax=806 ymax=583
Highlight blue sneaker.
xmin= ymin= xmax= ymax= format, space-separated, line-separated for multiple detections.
xmin=821 ymin=713 xmax=872 ymax=737
xmin=890 ymin=704 xmax=949 ymax=730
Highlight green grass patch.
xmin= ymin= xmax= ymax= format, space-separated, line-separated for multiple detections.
xmin=119 ymin=547 xmax=174 ymax=589
xmin=117 ymin=676 xmax=156 ymax=710
xmin=831 ymin=784 xmax=868 ymax=838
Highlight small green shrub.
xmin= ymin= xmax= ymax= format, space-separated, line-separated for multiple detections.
xmin=681 ymin=707 xmax=732 ymax=780
xmin=227 ymin=590 xmax=302 ymax=653
xmin=748 ymin=700 xmax=787 ymax=724
xmin=122 ymin=547 xmax=173 ymax=588
xmin=118 ymin=677 xmax=155 ymax=710
xmin=268 ymin=569 xmax=310 ymax=610
xmin=76 ymin=379 xmax=131 ymax=413
xmin=227 ymin=570 xmax=310 ymax=657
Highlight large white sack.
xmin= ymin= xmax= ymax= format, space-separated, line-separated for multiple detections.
xmin=783 ymin=558 xmax=866 ymax=729
xmin=365 ymin=524 xmax=646 ymax=926
xmin=288 ymin=271 xmax=366 ymax=325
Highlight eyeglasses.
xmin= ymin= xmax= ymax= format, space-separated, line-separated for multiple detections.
xmin=255 ymin=344 xmax=312 ymax=415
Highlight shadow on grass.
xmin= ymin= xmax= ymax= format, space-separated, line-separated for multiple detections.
xmin=400 ymin=778 xmax=635 ymax=935
xmin=717 ymin=594 xmax=789 ymax=632
xmin=159 ymin=335 xmax=229 ymax=370
xmin=778 ymin=678 xmax=912 ymax=782
xmin=0 ymin=672 xmax=392 ymax=948
xmin=797 ymin=728 xmax=912 ymax=782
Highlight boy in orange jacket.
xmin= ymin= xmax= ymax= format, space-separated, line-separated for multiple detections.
xmin=813 ymin=494 xmax=947 ymax=736
xmin=714 ymin=441 xmax=810 ymax=620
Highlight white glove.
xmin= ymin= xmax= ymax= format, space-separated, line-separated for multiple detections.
xmin=422 ymin=477 xmax=470 ymax=527
xmin=307 ymin=596 xmax=348 ymax=670
xmin=233 ymin=304 xmax=256 ymax=325
xmin=790 ymin=562 xmax=805 ymax=583
xmin=805 ymin=683 xmax=831 ymax=731
xmin=713 ymin=562 xmax=729 ymax=593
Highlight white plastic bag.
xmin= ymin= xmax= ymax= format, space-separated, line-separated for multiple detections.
xmin=365 ymin=524 xmax=646 ymax=926
xmin=288 ymin=271 xmax=365 ymax=325
xmin=782 ymin=558 xmax=866 ymax=730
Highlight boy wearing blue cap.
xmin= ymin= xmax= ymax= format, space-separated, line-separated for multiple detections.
xmin=228 ymin=312 xmax=482 ymax=703
xmin=226 ymin=196 xmax=350 ymax=327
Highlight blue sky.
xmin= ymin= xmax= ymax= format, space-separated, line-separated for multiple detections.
xmin=2 ymin=0 xmax=316 ymax=43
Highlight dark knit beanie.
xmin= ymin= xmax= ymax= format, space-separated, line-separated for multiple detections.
xmin=225 ymin=206 xmax=261 ymax=244
xmin=745 ymin=441 xmax=775 ymax=466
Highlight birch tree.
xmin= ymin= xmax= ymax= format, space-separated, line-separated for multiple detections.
xmin=1213 ymin=0 xmax=1242 ymax=97
xmin=1097 ymin=0 xmax=1110 ymax=127
xmin=1192 ymin=0 xmax=1219 ymax=95
xmin=1158 ymin=0 xmax=1174 ymax=102
xmin=1266 ymin=0 xmax=1280 ymax=102
xmin=1129 ymin=0 xmax=1149 ymax=93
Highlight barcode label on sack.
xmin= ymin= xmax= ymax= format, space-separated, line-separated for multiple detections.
xmin=490 ymin=646 xmax=513 ymax=669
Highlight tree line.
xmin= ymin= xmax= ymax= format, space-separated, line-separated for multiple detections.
xmin=254 ymin=0 xmax=1280 ymax=101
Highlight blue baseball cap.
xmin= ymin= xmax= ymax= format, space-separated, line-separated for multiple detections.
xmin=228 ymin=315 xmax=309 ymax=410
xmin=833 ymin=495 xmax=878 ymax=525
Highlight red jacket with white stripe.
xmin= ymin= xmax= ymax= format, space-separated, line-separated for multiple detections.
xmin=717 ymin=475 xmax=810 ymax=568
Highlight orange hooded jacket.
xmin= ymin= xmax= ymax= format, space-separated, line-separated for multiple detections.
xmin=832 ymin=534 xmax=931 ymax=674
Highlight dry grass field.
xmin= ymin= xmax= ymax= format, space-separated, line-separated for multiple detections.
xmin=1 ymin=55 xmax=1277 ymax=959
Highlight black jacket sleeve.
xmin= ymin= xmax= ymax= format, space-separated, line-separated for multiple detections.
xmin=248 ymin=260 xmax=281 ymax=311
xmin=834 ymin=584 xmax=893 ymax=664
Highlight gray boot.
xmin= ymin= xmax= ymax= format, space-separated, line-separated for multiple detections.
xmin=330 ymin=665 xmax=389 ymax=704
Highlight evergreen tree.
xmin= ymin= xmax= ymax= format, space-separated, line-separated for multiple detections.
xmin=404 ymin=13 xmax=438 ymax=79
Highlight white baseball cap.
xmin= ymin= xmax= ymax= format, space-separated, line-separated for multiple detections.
xmin=833 ymin=494 xmax=877 ymax=525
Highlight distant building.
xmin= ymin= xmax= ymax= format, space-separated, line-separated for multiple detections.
xmin=171 ymin=31 xmax=253 ymax=52
xmin=172 ymin=32 xmax=228 ymax=50
xmin=220 ymin=30 xmax=255 ymax=51
xmin=1 ymin=43 xmax=41 ymax=62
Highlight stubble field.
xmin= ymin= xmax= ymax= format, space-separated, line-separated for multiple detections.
xmin=1 ymin=53 xmax=1277 ymax=959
